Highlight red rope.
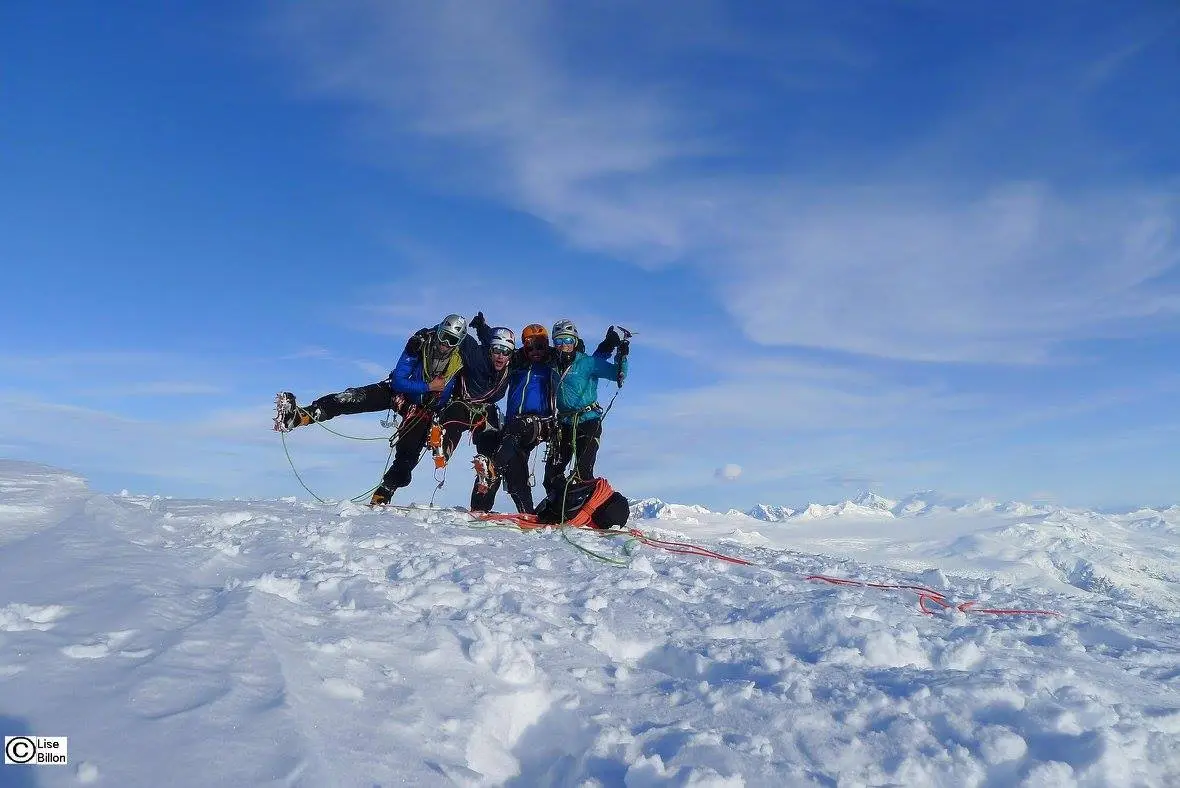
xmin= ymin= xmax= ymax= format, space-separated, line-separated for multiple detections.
xmin=470 ymin=517 xmax=1058 ymax=617
xmin=807 ymin=574 xmax=1060 ymax=617
xmin=627 ymin=528 xmax=753 ymax=566
xmin=473 ymin=514 xmax=753 ymax=564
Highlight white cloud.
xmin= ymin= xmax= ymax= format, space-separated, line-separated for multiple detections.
xmin=272 ymin=2 xmax=1180 ymax=364
xmin=715 ymin=463 xmax=742 ymax=481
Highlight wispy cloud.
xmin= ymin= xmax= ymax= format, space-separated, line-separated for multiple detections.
xmin=78 ymin=382 xmax=227 ymax=397
xmin=272 ymin=1 xmax=1180 ymax=364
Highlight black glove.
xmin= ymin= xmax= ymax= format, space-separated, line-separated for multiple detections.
xmin=405 ymin=328 xmax=431 ymax=356
xmin=616 ymin=339 xmax=630 ymax=359
xmin=470 ymin=311 xmax=487 ymax=331
xmin=597 ymin=329 xmax=620 ymax=354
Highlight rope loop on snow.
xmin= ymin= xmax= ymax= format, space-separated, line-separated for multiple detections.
xmin=805 ymin=574 xmax=1061 ymax=617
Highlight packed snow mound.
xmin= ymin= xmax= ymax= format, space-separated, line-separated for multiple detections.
xmin=4 ymin=461 xmax=1180 ymax=787
xmin=0 ymin=459 xmax=91 ymax=546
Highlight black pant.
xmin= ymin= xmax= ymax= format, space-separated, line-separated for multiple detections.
xmin=438 ymin=401 xmax=504 ymax=511
xmin=544 ymin=417 xmax=603 ymax=498
xmin=493 ymin=415 xmax=550 ymax=514
xmin=310 ymin=382 xmax=403 ymax=420
xmin=380 ymin=412 xmax=432 ymax=490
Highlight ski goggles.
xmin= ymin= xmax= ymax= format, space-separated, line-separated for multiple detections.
xmin=523 ymin=337 xmax=549 ymax=350
xmin=489 ymin=344 xmax=513 ymax=356
xmin=553 ymin=335 xmax=577 ymax=347
xmin=437 ymin=330 xmax=462 ymax=347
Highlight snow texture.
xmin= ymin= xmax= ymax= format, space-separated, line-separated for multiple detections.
xmin=2 ymin=460 xmax=1179 ymax=786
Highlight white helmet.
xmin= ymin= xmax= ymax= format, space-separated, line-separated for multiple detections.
xmin=552 ymin=318 xmax=578 ymax=339
xmin=436 ymin=314 xmax=467 ymax=347
xmin=489 ymin=327 xmax=515 ymax=354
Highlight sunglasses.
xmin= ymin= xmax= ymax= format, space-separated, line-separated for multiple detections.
xmin=490 ymin=345 xmax=513 ymax=357
xmin=553 ymin=335 xmax=577 ymax=347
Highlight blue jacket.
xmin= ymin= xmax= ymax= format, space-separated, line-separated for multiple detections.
xmin=503 ymin=360 xmax=555 ymax=421
xmin=388 ymin=331 xmax=467 ymax=410
xmin=555 ymin=349 xmax=625 ymax=423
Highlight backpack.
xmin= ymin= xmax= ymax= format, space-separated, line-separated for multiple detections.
xmin=537 ymin=478 xmax=618 ymax=526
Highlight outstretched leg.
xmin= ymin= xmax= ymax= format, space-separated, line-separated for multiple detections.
xmin=276 ymin=382 xmax=401 ymax=432
xmin=312 ymin=382 xmax=401 ymax=420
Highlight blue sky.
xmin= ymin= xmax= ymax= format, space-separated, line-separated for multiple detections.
xmin=2 ymin=1 xmax=1178 ymax=510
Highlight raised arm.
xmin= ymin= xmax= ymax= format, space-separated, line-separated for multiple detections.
xmin=469 ymin=310 xmax=493 ymax=347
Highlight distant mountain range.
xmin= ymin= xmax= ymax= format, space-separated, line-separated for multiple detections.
xmin=629 ymin=489 xmax=1178 ymax=523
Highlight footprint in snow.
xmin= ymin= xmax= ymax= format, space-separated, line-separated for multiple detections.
xmin=61 ymin=630 xmax=140 ymax=660
xmin=322 ymin=678 xmax=365 ymax=700
xmin=0 ymin=602 xmax=67 ymax=631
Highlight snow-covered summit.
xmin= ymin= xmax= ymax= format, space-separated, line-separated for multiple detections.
xmin=637 ymin=490 xmax=1085 ymax=524
xmin=851 ymin=490 xmax=898 ymax=512
xmin=4 ymin=461 xmax=1180 ymax=786
xmin=745 ymin=503 xmax=796 ymax=521
xmin=794 ymin=500 xmax=897 ymax=520
xmin=629 ymin=497 xmax=716 ymax=522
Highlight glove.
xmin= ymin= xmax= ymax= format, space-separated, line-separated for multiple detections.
xmin=470 ymin=311 xmax=487 ymax=331
xmin=608 ymin=325 xmax=630 ymax=344
xmin=615 ymin=339 xmax=630 ymax=359
xmin=405 ymin=328 xmax=431 ymax=356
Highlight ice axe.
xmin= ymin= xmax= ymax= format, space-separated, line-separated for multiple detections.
xmin=610 ymin=325 xmax=635 ymax=387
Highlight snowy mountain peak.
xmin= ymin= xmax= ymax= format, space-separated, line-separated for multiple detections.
xmin=745 ymin=504 xmax=796 ymax=522
xmin=795 ymin=501 xmax=897 ymax=520
xmin=629 ymin=497 xmax=712 ymax=521
xmin=629 ymin=497 xmax=670 ymax=520
xmin=851 ymin=491 xmax=899 ymax=512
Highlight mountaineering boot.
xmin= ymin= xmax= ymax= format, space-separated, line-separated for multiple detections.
xmin=274 ymin=392 xmax=325 ymax=432
xmin=273 ymin=392 xmax=317 ymax=433
xmin=369 ymin=485 xmax=394 ymax=508
xmin=472 ymin=454 xmax=496 ymax=494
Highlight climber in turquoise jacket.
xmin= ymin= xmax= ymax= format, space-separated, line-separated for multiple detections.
xmin=543 ymin=320 xmax=629 ymax=498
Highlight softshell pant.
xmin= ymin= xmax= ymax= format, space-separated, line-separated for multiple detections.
xmin=493 ymin=415 xmax=549 ymax=514
xmin=438 ymin=400 xmax=504 ymax=511
xmin=543 ymin=417 xmax=603 ymax=499
xmin=310 ymin=381 xmax=401 ymax=420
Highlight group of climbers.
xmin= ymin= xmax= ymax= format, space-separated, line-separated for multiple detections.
xmin=274 ymin=313 xmax=631 ymax=528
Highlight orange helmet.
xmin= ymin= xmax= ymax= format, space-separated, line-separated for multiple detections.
xmin=521 ymin=323 xmax=548 ymax=345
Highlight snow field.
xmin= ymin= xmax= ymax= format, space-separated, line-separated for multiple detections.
xmin=1 ymin=461 xmax=1178 ymax=786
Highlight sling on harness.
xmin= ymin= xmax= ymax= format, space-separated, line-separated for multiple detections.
xmin=428 ymin=417 xmax=445 ymax=468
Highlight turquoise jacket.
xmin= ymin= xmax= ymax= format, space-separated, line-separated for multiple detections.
xmin=554 ymin=351 xmax=626 ymax=423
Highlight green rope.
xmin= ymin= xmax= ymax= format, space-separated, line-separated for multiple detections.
xmin=349 ymin=435 xmax=396 ymax=503
xmin=286 ymin=407 xmax=427 ymax=504
xmin=280 ymin=430 xmax=327 ymax=504
xmin=313 ymin=421 xmax=391 ymax=441
xmin=559 ymin=525 xmax=637 ymax=566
